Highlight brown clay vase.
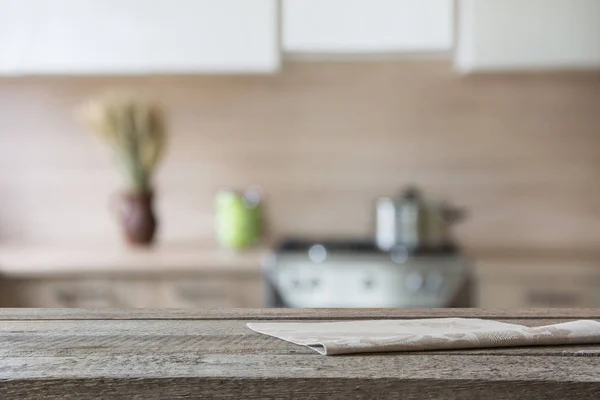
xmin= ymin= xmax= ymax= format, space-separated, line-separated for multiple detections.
xmin=116 ymin=191 xmax=157 ymax=246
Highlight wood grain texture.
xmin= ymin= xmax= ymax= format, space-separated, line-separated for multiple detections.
xmin=3 ymin=307 xmax=600 ymax=320
xmin=2 ymin=379 xmax=599 ymax=400
xmin=1 ymin=62 xmax=600 ymax=254
xmin=1 ymin=308 xmax=600 ymax=399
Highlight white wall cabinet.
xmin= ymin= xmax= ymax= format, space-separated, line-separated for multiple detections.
xmin=282 ymin=0 xmax=453 ymax=54
xmin=456 ymin=0 xmax=600 ymax=72
xmin=0 ymin=0 xmax=279 ymax=75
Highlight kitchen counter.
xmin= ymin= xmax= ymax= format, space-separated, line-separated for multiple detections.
xmin=0 ymin=244 xmax=267 ymax=308
xmin=2 ymin=245 xmax=600 ymax=309
xmin=0 ymin=244 xmax=266 ymax=277
xmin=2 ymin=244 xmax=599 ymax=278
xmin=2 ymin=308 xmax=600 ymax=399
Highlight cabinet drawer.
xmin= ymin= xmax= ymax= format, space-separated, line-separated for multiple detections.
xmin=160 ymin=278 xmax=233 ymax=308
xmin=2 ymin=279 xmax=162 ymax=308
xmin=5 ymin=279 xmax=115 ymax=308
xmin=0 ymin=275 xmax=262 ymax=308
xmin=112 ymin=279 xmax=162 ymax=308
xmin=478 ymin=279 xmax=600 ymax=308
xmin=159 ymin=276 xmax=262 ymax=308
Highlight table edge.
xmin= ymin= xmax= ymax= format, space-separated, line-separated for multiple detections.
xmin=1 ymin=308 xmax=599 ymax=320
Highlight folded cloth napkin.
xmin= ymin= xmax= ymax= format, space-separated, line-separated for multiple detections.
xmin=247 ymin=318 xmax=600 ymax=355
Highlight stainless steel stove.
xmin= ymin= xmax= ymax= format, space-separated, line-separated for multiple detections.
xmin=263 ymin=239 xmax=473 ymax=308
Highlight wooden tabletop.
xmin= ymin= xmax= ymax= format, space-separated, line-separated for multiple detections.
xmin=2 ymin=308 xmax=600 ymax=399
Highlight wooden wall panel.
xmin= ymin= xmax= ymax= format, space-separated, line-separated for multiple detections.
xmin=0 ymin=62 xmax=599 ymax=252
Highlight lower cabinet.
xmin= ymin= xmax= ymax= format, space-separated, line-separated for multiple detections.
xmin=478 ymin=278 xmax=600 ymax=308
xmin=2 ymin=259 xmax=597 ymax=309
xmin=475 ymin=259 xmax=600 ymax=308
xmin=0 ymin=274 xmax=263 ymax=308
xmin=3 ymin=279 xmax=120 ymax=308
xmin=158 ymin=276 xmax=262 ymax=308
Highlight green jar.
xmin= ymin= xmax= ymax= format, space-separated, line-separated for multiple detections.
xmin=215 ymin=188 xmax=262 ymax=250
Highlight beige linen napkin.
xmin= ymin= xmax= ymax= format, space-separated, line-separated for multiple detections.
xmin=247 ymin=318 xmax=600 ymax=355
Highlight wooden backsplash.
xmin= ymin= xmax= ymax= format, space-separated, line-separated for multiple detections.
xmin=1 ymin=62 xmax=600 ymax=252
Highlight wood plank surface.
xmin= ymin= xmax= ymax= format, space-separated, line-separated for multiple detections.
xmin=1 ymin=308 xmax=600 ymax=399
xmin=2 ymin=307 xmax=600 ymax=320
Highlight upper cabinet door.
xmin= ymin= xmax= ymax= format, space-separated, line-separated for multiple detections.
xmin=282 ymin=0 xmax=453 ymax=54
xmin=0 ymin=0 xmax=279 ymax=75
xmin=456 ymin=0 xmax=600 ymax=72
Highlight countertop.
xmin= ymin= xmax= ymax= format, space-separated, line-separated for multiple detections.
xmin=0 ymin=244 xmax=266 ymax=277
xmin=1 ymin=308 xmax=600 ymax=399
xmin=1 ymin=243 xmax=599 ymax=278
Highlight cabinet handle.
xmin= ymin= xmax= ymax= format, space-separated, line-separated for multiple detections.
xmin=176 ymin=285 xmax=227 ymax=302
xmin=55 ymin=288 xmax=112 ymax=306
xmin=526 ymin=291 xmax=582 ymax=307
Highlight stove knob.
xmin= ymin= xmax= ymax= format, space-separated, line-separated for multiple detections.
xmin=308 ymin=245 xmax=327 ymax=263
xmin=425 ymin=272 xmax=445 ymax=292
xmin=390 ymin=246 xmax=409 ymax=264
xmin=404 ymin=272 xmax=424 ymax=292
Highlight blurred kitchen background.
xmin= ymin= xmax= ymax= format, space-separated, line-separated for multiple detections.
xmin=1 ymin=0 xmax=600 ymax=309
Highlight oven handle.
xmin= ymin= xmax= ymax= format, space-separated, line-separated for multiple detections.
xmin=261 ymin=261 xmax=289 ymax=308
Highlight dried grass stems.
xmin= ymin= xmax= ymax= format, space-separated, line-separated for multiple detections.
xmin=80 ymin=93 xmax=166 ymax=193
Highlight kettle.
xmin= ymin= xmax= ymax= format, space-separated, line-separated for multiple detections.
xmin=375 ymin=187 xmax=465 ymax=251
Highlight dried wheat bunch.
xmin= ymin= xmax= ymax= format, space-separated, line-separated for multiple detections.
xmin=80 ymin=93 xmax=166 ymax=193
